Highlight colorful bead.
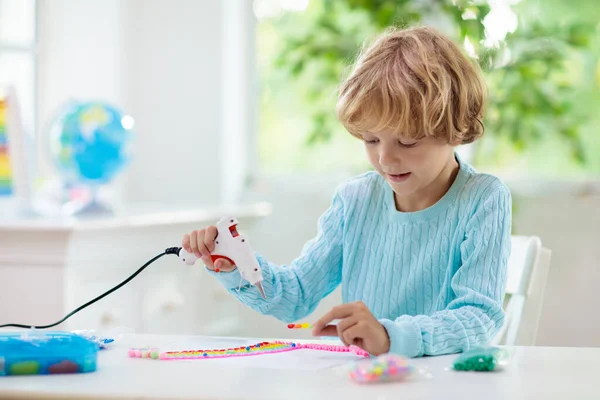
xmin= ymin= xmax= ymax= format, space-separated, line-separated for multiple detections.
xmin=287 ymin=322 xmax=313 ymax=329
xmin=349 ymin=354 xmax=413 ymax=384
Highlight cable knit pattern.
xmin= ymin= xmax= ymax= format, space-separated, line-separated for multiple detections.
xmin=209 ymin=154 xmax=512 ymax=358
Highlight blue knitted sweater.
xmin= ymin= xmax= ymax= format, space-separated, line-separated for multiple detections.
xmin=209 ymin=155 xmax=512 ymax=357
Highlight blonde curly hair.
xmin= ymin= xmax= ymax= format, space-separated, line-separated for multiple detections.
xmin=336 ymin=26 xmax=487 ymax=145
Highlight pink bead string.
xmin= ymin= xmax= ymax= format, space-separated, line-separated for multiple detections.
xmin=128 ymin=340 xmax=370 ymax=360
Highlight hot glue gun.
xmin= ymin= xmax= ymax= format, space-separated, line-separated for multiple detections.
xmin=178 ymin=216 xmax=266 ymax=299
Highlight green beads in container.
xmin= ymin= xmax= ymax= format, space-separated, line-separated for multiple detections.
xmin=452 ymin=346 xmax=510 ymax=372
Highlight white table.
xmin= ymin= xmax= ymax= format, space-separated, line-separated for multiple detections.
xmin=0 ymin=334 xmax=598 ymax=400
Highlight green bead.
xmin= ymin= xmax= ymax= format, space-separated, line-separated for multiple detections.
xmin=9 ymin=361 xmax=41 ymax=375
xmin=453 ymin=346 xmax=503 ymax=372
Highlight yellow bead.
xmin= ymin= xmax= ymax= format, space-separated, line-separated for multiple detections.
xmin=301 ymin=323 xmax=311 ymax=329
xmin=373 ymin=367 xmax=383 ymax=375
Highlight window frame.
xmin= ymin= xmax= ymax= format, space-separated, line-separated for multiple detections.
xmin=230 ymin=2 xmax=365 ymax=203
xmin=0 ymin=0 xmax=38 ymax=137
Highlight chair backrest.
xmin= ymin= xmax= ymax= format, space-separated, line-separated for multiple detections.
xmin=491 ymin=235 xmax=552 ymax=346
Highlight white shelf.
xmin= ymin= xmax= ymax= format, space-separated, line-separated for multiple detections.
xmin=0 ymin=202 xmax=272 ymax=232
xmin=0 ymin=202 xmax=272 ymax=334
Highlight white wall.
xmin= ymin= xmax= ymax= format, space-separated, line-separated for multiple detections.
xmin=37 ymin=0 xmax=127 ymax=179
xmin=37 ymin=0 xmax=225 ymax=206
xmin=119 ymin=0 xmax=224 ymax=206
xmin=511 ymin=187 xmax=600 ymax=347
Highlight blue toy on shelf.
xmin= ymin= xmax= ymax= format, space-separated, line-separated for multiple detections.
xmin=0 ymin=331 xmax=98 ymax=376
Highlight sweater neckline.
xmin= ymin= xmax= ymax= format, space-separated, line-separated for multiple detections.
xmin=383 ymin=152 xmax=469 ymax=223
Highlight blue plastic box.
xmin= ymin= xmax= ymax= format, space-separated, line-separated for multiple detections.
xmin=0 ymin=331 xmax=98 ymax=376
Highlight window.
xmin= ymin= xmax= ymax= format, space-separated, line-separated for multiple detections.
xmin=0 ymin=0 xmax=37 ymax=136
xmin=254 ymin=0 xmax=365 ymax=177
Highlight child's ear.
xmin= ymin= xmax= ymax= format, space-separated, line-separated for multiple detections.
xmin=448 ymin=139 xmax=461 ymax=147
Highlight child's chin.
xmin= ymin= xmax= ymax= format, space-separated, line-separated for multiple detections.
xmin=388 ymin=176 xmax=413 ymax=188
xmin=389 ymin=182 xmax=416 ymax=196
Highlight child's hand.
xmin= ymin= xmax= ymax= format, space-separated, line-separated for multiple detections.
xmin=181 ymin=227 xmax=236 ymax=272
xmin=312 ymin=301 xmax=390 ymax=356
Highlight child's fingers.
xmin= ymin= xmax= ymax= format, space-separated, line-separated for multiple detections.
xmin=189 ymin=230 xmax=201 ymax=258
xmin=196 ymin=229 xmax=210 ymax=257
xmin=336 ymin=318 xmax=359 ymax=346
xmin=312 ymin=304 xmax=354 ymax=334
xmin=181 ymin=234 xmax=191 ymax=252
xmin=313 ymin=324 xmax=338 ymax=337
xmin=204 ymin=226 xmax=218 ymax=252
xmin=203 ymin=255 xmax=215 ymax=270
xmin=341 ymin=323 xmax=364 ymax=347
xmin=214 ymin=258 xmax=235 ymax=272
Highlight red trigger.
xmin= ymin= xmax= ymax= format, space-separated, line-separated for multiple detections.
xmin=211 ymin=255 xmax=235 ymax=270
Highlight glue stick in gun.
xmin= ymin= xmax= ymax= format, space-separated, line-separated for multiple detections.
xmin=178 ymin=216 xmax=266 ymax=299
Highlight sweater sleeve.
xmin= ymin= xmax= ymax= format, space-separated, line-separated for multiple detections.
xmin=206 ymin=188 xmax=346 ymax=322
xmin=379 ymin=183 xmax=512 ymax=357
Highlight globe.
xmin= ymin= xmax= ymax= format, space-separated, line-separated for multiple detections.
xmin=48 ymin=101 xmax=133 ymax=186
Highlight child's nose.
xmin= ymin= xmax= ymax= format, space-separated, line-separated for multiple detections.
xmin=379 ymin=147 xmax=398 ymax=168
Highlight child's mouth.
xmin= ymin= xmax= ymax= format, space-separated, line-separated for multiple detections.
xmin=387 ymin=172 xmax=411 ymax=183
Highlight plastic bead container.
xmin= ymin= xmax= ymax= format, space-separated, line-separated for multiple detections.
xmin=349 ymin=354 xmax=414 ymax=383
xmin=452 ymin=346 xmax=510 ymax=372
xmin=0 ymin=331 xmax=98 ymax=376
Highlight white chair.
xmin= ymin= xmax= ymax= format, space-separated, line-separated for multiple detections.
xmin=491 ymin=235 xmax=552 ymax=346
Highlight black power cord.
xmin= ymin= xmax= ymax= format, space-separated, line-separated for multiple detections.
xmin=0 ymin=247 xmax=182 ymax=329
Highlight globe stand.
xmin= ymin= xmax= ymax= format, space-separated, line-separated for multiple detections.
xmin=71 ymin=197 xmax=114 ymax=215
xmin=32 ymin=179 xmax=116 ymax=217
xmin=60 ymin=185 xmax=115 ymax=216
xmin=62 ymin=190 xmax=114 ymax=216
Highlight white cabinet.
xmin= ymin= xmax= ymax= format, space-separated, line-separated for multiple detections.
xmin=0 ymin=203 xmax=271 ymax=335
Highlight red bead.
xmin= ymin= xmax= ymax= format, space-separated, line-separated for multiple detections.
xmin=287 ymin=324 xmax=294 ymax=329
xmin=215 ymin=268 xmax=221 ymax=273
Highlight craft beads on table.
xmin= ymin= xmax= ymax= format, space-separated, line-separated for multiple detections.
xmin=452 ymin=346 xmax=509 ymax=372
xmin=127 ymin=347 xmax=160 ymax=359
xmin=287 ymin=323 xmax=312 ymax=329
xmin=128 ymin=341 xmax=369 ymax=360
xmin=349 ymin=354 xmax=414 ymax=384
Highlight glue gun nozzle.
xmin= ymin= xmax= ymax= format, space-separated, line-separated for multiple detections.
xmin=255 ymin=282 xmax=266 ymax=299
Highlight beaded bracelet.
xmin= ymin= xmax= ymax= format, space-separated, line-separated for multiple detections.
xmin=128 ymin=340 xmax=370 ymax=360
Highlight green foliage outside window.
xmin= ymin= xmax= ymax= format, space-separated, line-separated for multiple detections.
xmin=257 ymin=0 xmax=600 ymax=177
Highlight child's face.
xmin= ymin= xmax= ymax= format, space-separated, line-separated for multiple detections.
xmin=362 ymin=129 xmax=456 ymax=204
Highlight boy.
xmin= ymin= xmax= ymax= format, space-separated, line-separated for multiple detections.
xmin=183 ymin=26 xmax=511 ymax=357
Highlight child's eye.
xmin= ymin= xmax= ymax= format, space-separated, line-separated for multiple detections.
xmin=363 ymin=138 xmax=379 ymax=144
xmin=398 ymin=140 xmax=418 ymax=148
